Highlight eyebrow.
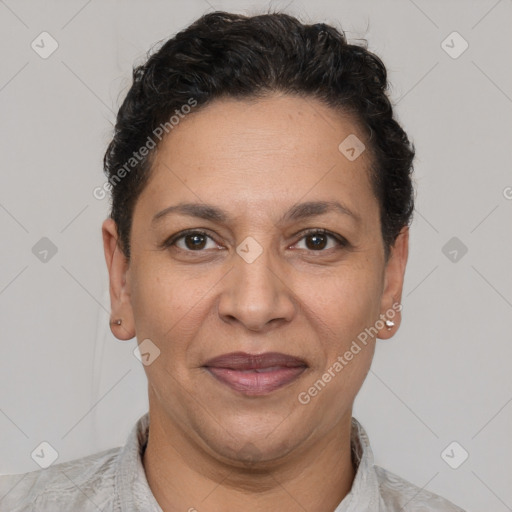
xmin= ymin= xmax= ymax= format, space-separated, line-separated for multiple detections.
xmin=151 ymin=200 xmax=360 ymax=226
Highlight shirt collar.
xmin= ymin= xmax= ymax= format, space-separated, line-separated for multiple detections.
xmin=334 ymin=417 xmax=380 ymax=511
xmin=114 ymin=412 xmax=163 ymax=512
xmin=114 ymin=413 xmax=379 ymax=512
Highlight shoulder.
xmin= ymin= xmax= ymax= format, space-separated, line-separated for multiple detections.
xmin=374 ymin=465 xmax=466 ymax=511
xmin=0 ymin=446 xmax=122 ymax=512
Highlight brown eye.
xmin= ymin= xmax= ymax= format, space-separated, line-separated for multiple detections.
xmin=183 ymin=233 xmax=208 ymax=250
xmin=305 ymin=233 xmax=328 ymax=250
xmin=294 ymin=229 xmax=347 ymax=251
xmin=163 ymin=230 xmax=218 ymax=251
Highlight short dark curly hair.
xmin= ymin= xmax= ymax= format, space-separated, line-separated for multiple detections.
xmin=103 ymin=10 xmax=415 ymax=261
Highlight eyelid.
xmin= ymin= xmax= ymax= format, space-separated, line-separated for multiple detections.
xmin=160 ymin=228 xmax=219 ymax=250
xmin=290 ymin=228 xmax=349 ymax=249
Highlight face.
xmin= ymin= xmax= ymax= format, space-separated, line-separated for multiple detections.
xmin=103 ymin=94 xmax=408 ymax=465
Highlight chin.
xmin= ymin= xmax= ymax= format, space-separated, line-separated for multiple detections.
xmin=196 ymin=414 xmax=305 ymax=467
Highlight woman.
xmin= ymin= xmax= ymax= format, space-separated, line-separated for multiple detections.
xmin=0 ymin=10 xmax=465 ymax=512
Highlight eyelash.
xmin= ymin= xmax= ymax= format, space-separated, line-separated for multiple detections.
xmin=161 ymin=228 xmax=349 ymax=252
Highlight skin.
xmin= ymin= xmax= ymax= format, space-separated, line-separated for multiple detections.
xmin=102 ymin=93 xmax=409 ymax=512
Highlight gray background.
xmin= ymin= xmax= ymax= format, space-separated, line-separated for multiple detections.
xmin=1 ymin=0 xmax=511 ymax=510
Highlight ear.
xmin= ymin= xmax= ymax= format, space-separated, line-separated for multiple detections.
xmin=102 ymin=217 xmax=136 ymax=340
xmin=377 ymin=226 xmax=409 ymax=340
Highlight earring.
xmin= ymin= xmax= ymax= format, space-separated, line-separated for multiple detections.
xmin=385 ymin=319 xmax=395 ymax=330
xmin=110 ymin=319 xmax=122 ymax=326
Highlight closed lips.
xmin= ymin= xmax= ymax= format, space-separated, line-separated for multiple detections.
xmin=202 ymin=351 xmax=308 ymax=370
xmin=203 ymin=351 xmax=308 ymax=395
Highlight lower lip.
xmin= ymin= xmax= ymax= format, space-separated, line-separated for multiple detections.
xmin=205 ymin=366 xmax=307 ymax=396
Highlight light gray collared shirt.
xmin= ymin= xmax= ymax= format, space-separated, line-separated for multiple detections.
xmin=0 ymin=413 xmax=465 ymax=511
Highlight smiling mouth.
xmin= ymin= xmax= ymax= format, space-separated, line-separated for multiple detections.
xmin=202 ymin=351 xmax=308 ymax=396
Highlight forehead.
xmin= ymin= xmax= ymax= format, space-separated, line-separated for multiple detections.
xmin=135 ymin=94 xmax=377 ymax=223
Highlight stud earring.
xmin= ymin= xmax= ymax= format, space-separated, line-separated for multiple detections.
xmin=385 ymin=319 xmax=395 ymax=329
xmin=110 ymin=319 xmax=122 ymax=326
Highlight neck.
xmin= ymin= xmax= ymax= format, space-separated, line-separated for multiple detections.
xmin=142 ymin=404 xmax=356 ymax=512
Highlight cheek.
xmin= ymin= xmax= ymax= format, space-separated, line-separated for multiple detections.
xmin=315 ymin=344 xmax=375 ymax=420
xmin=297 ymin=281 xmax=378 ymax=424
xmin=299 ymin=262 xmax=383 ymax=336
xmin=128 ymin=261 xmax=186 ymax=338
xmin=129 ymin=259 xmax=221 ymax=355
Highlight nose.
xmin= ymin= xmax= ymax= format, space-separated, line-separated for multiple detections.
xmin=217 ymin=245 xmax=296 ymax=332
